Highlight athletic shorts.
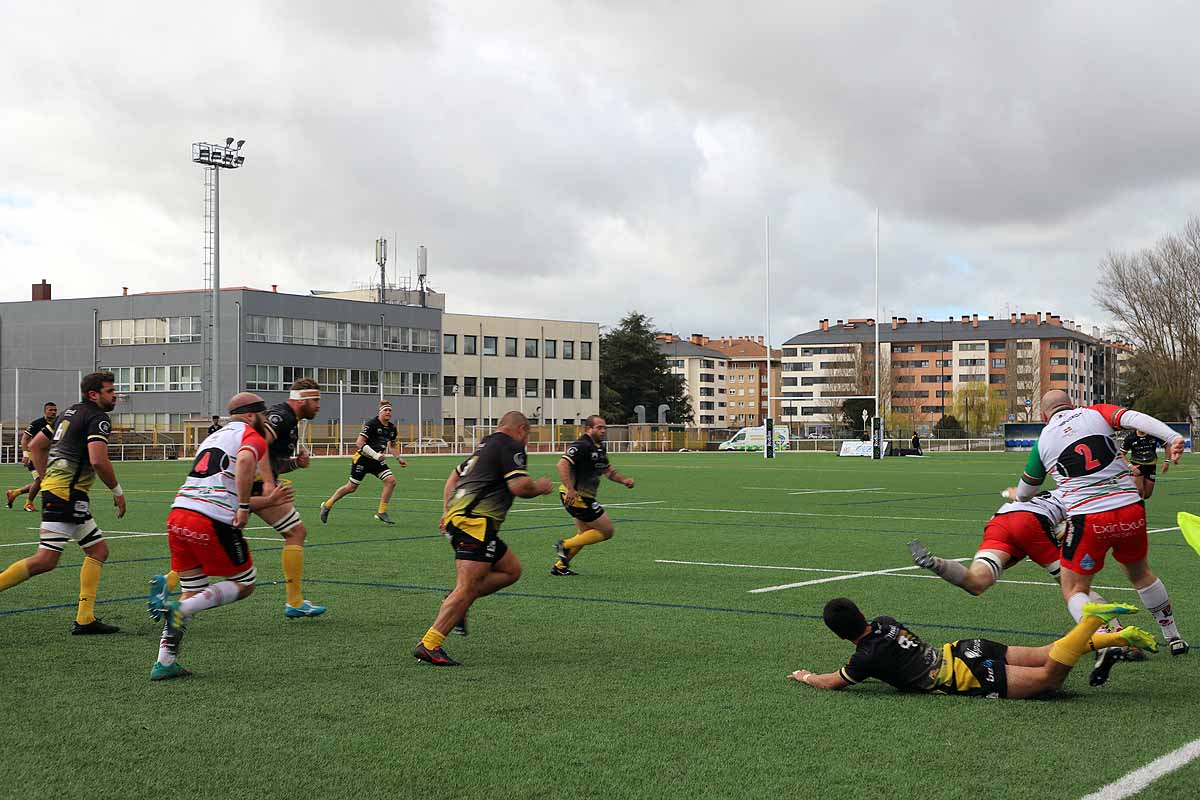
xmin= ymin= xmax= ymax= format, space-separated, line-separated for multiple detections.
xmin=1060 ymin=502 xmax=1148 ymax=575
xmin=979 ymin=511 xmax=1061 ymax=568
xmin=560 ymin=491 xmax=605 ymax=523
xmin=39 ymin=519 xmax=104 ymax=553
xmin=1135 ymin=463 xmax=1157 ymax=481
xmin=445 ymin=515 xmax=508 ymax=563
xmin=41 ymin=488 xmax=93 ymax=525
xmin=167 ymin=507 xmax=254 ymax=578
xmin=350 ymin=455 xmax=392 ymax=485
xmin=935 ymin=639 xmax=1009 ymax=699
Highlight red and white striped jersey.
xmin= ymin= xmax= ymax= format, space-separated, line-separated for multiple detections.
xmin=994 ymin=492 xmax=1067 ymax=528
xmin=173 ymin=421 xmax=267 ymax=524
xmin=1023 ymin=404 xmax=1139 ymax=514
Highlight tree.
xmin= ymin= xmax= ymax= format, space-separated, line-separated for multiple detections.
xmin=599 ymin=312 xmax=692 ymax=424
xmin=950 ymin=382 xmax=1007 ymax=435
xmin=933 ymin=414 xmax=965 ymax=438
xmin=1094 ymin=217 xmax=1200 ymax=424
xmin=1122 ymin=352 xmax=1192 ymax=420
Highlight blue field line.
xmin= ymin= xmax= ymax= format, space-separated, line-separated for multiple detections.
xmin=0 ymin=574 xmax=1065 ymax=640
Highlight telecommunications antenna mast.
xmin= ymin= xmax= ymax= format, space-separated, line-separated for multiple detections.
xmin=376 ymin=237 xmax=388 ymax=303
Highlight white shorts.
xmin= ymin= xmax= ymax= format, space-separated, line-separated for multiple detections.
xmin=39 ymin=519 xmax=104 ymax=553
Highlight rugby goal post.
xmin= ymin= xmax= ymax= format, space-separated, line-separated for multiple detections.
xmin=768 ymin=394 xmax=884 ymax=459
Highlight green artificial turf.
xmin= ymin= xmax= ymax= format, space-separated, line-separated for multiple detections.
xmin=1 ymin=451 xmax=1197 ymax=799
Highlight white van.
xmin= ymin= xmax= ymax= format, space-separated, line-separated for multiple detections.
xmin=718 ymin=425 xmax=790 ymax=451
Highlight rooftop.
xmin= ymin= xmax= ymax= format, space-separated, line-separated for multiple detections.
xmin=785 ymin=312 xmax=1116 ymax=346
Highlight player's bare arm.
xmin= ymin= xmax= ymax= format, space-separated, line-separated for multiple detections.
xmin=605 ymin=465 xmax=634 ymax=489
xmin=29 ymin=428 xmax=51 ymax=478
xmin=509 ymin=474 xmax=554 ymax=498
xmin=88 ymin=439 xmax=125 ymax=518
xmin=787 ymin=669 xmax=850 ymax=690
xmin=390 ymin=443 xmax=407 ymax=467
xmin=557 ymin=457 xmax=577 ymax=504
xmin=440 ymin=467 xmax=459 ymax=531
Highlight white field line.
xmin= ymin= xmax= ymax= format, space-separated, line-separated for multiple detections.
xmin=749 ymin=562 xmax=970 ymax=592
xmin=508 ymin=500 xmax=665 ymax=514
xmin=1079 ymin=738 xmax=1200 ymax=800
xmin=740 ymin=486 xmax=889 ymax=495
xmin=655 ymin=559 xmax=1138 ymax=593
xmin=1149 ymin=526 xmax=1180 ymax=533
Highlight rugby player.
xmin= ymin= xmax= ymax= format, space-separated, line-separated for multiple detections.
xmin=6 ymin=401 xmax=57 ymax=512
xmin=320 ymin=400 xmax=407 ymax=525
xmin=413 ymin=411 xmax=553 ymax=666
xmin=1122 ymin=430 xmax=1165 ymax=500
xmin=146 ymin=392 xmax=294 ymax=680
xmin=551 ymin=415 xmax=635 ymax=576
xmin=0 ymin=374 xmax=124 ymax=634
xmin=787 ymin=597 xmax=1157 ymax=699
xmin=1014 ymin=390 xmax=1188 ymax=655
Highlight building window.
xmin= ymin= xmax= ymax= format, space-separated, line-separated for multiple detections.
xmin=1016 ymin=341 xmax=1034 ymax=350
xmin=132 ymin=366 xmax=167 ymax=392
xmin=562 ymin=340 xmax=574 ymax=359
xmin=959 ymin=374 xmax=986 ymax=382
xmin=562 ymin=380 xmax=575 ymax=399
xmin=443 ymin=334 xmax=457 ymax=354
xmin=892 ymin=345 xmax=915 ymax=353
xmin=505 ymin=337 xmax=518 ymax=357
xmin=920 ymin=375 xmax=952 ymax=383
xmin=545 ymin=339 xmax=557 ymax=359
xmin=958 ymin=343 xmax=985 ymax=351
xmin=463 ymin=335 xmax=477 ymax=356
xmin=463 ymin=376 xmax=477 ymax=397
xmin=463 ymin=418 xmax=478 ymax=428
xmin=1050 ymin=372 xmax=1069 ymax=381
xmin=989 ymin=342 xmax=1006 ymax=352
xmin=1050 ymin=341 xmax=1068 ymax=350
xmin=699 ymin=387 xmax=715 ymax=397
xmin=581 ymin=380 xmax=592 ymax=399
xmin=444 ymin=417 xmax=455 ymax=427
xmin=959 ymin=359 xmax=986 ymax=367
xmin=581 ymin=341 xmax=593 ymax=360
xmin=545 ymin=379 xmax=557 ymax=398
xmin=896 ymin=375 xmax=915 ymax=383
xmin=991 ymin=358 xmax=1006 ymax=368
xmin=483 ymin=336 xmax=497 ymax=356
xmin=525 ymin=378 xmax=539 ymax=398
xmin=483 ymin=377 xmax=498 ymax=397
xmin=525 ymin=339 xmax=539 ymax=358
xmin=989 ymin=374 xmax=1005 ymax=384
xmin=505 ymin=378 xmax=518 ymax=398
xmin=921 ymin=344 xmax=952 ymax=353
xmin=168 ymin=365 xmax=202 ymax=392
xmin=443 ymin=376 xmax=457 ymax=396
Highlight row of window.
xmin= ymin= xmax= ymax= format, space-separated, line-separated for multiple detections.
xmin=245 ymin=315 xmax=438 ymax=353
xmin=441 ymin=376 xmax=594 ymax=400
xmin=100 ymin=317 xmax=202 ymax=346
xmin=245 ymin=365 xmax=438 ymax=396
xmin=101 ymin=365 xmax=203 ymax=393
xmin=444 ymin=335 xmax=593 ymax=360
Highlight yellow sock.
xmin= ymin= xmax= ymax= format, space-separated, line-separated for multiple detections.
xmin=165 ymin=570 xmax=180 ymax=592
xmin=282 ymin=545 xmax=304 ymax=607
xmin=1088 ymin=631 xmax=1128 ymax=651
xmin=324 ymin=495 xmax=336 ymax=509
xmin=0 ymin=559 xmax=31 ymax=592
xmin=76 ymin=556 xmax=103 ymax=624
xmin=563 ymin=529 xmax=607 ymax=551
xmin=1049 ymin=615 xmax=1107 ymax=667
xmin=377 ymin=500 xmax=388 ymax=515
xmin=421 ymin=627 xmax=447 ymax=650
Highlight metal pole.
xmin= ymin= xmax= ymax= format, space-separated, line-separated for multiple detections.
xmin=379 ymin=313 xmax=385 ymax=401
xmin=417 ymin=384 xmax=422 ymax=454
xmin=874 ymin=208 xmax=880 ymax=420
xmin=454 ymin=388 xmax=460 ymax=456
xmin=764 ymin=215 xmax=772 ymax=459
xmin=13 ymin=368 xmax=18 ymax=456
xmin=339 ymin=381 xmax=345 ymax=456
xmin=211 ymin=165 xmax=220 ymax=418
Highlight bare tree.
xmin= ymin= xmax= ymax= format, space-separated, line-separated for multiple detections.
xmin=1094 ymin=217 xmax=1200 ymax=421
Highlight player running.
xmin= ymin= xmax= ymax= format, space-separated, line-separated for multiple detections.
xmin=7 ymin=402 xmax=58 ymax=512
xmin=146 ymin=392 xmax=294 ymax=680
xmin=787 ymin=597 xmax=1157 ymax=698
xmin=1122 ymin=430 xmax=1165 ymax=500
xmin=1014 ymin=390 xmax=1188 ymax=655
xmin=320 ymin=400 xmax=407 ymax=525
xmin=0 ymin=375 xmax=124 ymax=634
xmin=412 ymin=411 xmax=554 ymax=666
xmin=551 ymin=415 xmax=635 ymax=576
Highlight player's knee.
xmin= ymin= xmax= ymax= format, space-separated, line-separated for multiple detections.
xmin=230 ymin=566 xmax=257 ymax=596
xmin=344 ymin=482 xmax=358 ymax=493
xmin=962 ymin=568 xmax=995 ymax=596
xmin=87 ymin=540 xmax=110 ymax=562
xmin=384 ymin=475 xmax=396 ymax=488
xmin=27 ymin=549 xmax=59 ymax=574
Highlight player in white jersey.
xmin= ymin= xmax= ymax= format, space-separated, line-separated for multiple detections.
xmin=1014 ymin=390 xmax=1188 ymax=656
xmin=145 ymin=392 xmax=293 ymax=680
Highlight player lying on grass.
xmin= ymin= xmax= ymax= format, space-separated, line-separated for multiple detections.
xmin=787 ymin=597 xmax=1156 ymax=699
xmin=907 ymin=491 xmax=1142 ymax=686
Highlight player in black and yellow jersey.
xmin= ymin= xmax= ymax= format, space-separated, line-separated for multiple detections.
xmin=7 ymin=401 xmax=57 ymax=512
xmin=165 ymin=377 xmax=325 ymax=617
xmin=787 ymin=597 xmax=1157 ymax=698
xmin=321 ymin=400 xmax=407 ymax=525
xmin=413 ymin=411 xmax=554 ymax=666
xmin=0 ymin=374 xmax=125 ymax=634
xmin=1123 ymin=429 xmax=1165 ymax=499
xmin=551 ymin=415 xmax=635 ymax=576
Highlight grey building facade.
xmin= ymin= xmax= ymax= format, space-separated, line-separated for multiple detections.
xmin=0 ymin=285 xmax=441 ymax=439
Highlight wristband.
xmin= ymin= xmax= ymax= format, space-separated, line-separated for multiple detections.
xmin=22 ymin=450 xmax=31 ymax=460
xmin=238 ymin=503 xmax=251 ymax=510
xmin=111 ymin=484 xmax=124 ymax=497
xmin=290 ymin=457 xmax=300 ymax=469
xmin=802 ymin=674 xmax=812 ymax=685
xmin=361 ymin=444 xmax=381 ymax=460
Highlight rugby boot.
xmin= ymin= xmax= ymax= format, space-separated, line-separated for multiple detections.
xmin=147 ymin=574 xmax=170 ymax=620
xmin=1168 ymin=637 xmax=1190 ymax=656
xmin=412 ymin=642 xmax=462 ymax=666
xmin=150 ymin=662 xmax=193 ymax=681
xmin=1081 ymin=601 xmax=1139 ymax=625
xmin=374 ymin=512 xmax=395 ymax=525
xmin=71 ymin=618 xmax=120 ymax=635
xmin=5 ymin=489 xmax=15 ymax=509
xmin=319 ymin=502 xmax=331 ymax=524
xmin=284 ymin=600 xmax=327 ymax=618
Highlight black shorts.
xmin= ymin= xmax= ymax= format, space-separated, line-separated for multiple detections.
xmin=446 ymin=515 xmax=508 ymax=563
xmin=560 ymin=492 xmax=605 ymax=523
xmin=939 ymin=639 xmax=1009 ymax=699
xmin=1135 ymin=463 xmax=1157 ymax=481
xmin=41 ymin=488 xmax=93 ymax=525
xmin=350 ymin=455 xmax=392 ymax=484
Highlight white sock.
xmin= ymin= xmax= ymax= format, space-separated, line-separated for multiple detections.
xmin=933 ymin=557 xmax=969 ymax=586
xmin=179 ymin=581 xmax=240 ymax=616
xmin=1067 ymin=592 xmax=1090 ymax=623
xmin=1137 ymin=578 xmax=1181 ymax=640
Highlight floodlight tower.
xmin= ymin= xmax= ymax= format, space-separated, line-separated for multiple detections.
xmin=192 ymin=137 xmax=246 ymax=416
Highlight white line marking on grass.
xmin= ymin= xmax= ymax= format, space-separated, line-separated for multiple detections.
xmin=740 ymin=486 xmax=889 ymax=495
xmin=508 ymin=500 xmax=665 ymax=514
xmin=657 ymin=559 xmax=856 ymax=574
xmin=1149 ymin=526 xmax=1180 ymax=533
xmin=667 ymin=506 xmax=979 ymax=523
xmin=748 ymin=560 xmax=970 ymax=593
xmin=1079 ymin=737 xmax=1200 ymax=800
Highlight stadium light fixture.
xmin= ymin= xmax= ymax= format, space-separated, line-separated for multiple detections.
xmin=192 ymin=137 xmax=247 ymax=416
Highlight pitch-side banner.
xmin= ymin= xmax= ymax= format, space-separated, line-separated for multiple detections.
xmin=839 ymin=440 xmax=890 ymax=457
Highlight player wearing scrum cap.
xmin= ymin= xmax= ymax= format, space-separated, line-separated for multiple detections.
xmin=146 ymin=392 xmax=295 ymax=680
xmin=320 ymin=399 xmax=407 ymax=525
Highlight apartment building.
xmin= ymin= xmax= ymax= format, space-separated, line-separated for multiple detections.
xmin=781 ymin=312 xmax=1125 ymax=433
xmin=682 ymin=335 xmax=782 ymax=427
xmin=656 ymin=335 xmax=729 ymax=428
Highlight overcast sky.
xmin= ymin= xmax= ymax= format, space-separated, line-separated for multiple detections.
xmin=4 ymin=1 xmax=1200 ymax=340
